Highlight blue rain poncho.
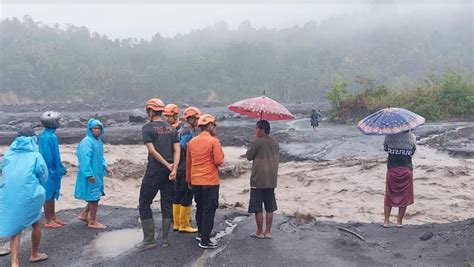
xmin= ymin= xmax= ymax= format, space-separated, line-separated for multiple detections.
xmin=39 ymin=128 xmax=66 ymax=201
xmin=0 ymin=136 xmax=48 ymax=237
xmin=74 ymin=119 xmax=107 ymax=202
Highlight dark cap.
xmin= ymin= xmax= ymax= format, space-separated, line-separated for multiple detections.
xmin=17 ymin=127 xmax=36 ymax=137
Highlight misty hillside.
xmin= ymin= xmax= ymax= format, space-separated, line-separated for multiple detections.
xmin=0 ymin=5 xmax=472 ymax=104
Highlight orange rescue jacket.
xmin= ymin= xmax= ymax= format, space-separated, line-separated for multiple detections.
xmin=186 ymin=131 xmax=224 ymax=185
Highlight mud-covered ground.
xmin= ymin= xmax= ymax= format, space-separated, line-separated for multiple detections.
xmin=0 ymin=206 xmax=473 ymax=266
xmin=0 ymin=103 xmax=472 ymax=161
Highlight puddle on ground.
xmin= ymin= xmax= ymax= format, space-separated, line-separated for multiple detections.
xmin=214 ymin=216 xmax=247 ymax=241
xmin=83 ymin=228 xmax=142 ymax=260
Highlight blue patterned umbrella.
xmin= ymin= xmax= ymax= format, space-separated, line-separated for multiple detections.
xmin=357 ymin=107 xmax=425 ymax=135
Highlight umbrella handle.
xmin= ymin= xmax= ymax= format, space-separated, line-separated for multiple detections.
xmin=260 ymin=111 xmax=263 ymax=120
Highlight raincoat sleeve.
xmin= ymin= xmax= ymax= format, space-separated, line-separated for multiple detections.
xmin=35 ymin=154 xmax=49 ymax=186
xmin=77 ymin=139 xmax=94 ymax=178
xmin=102 ymin=154 xmax=107 ymax=173
xmin=212 ymin=139 xmax=225 ymax=167
xmin=49 ymin=136 xmax=66 ymax=177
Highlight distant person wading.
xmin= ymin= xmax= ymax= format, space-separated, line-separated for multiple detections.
xmin=310 ymin=109 xmax=322 ymax=129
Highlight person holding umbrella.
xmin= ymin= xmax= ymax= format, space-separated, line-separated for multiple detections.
xmin=228 ymin=93 xmax=292 ymax=239
xmin=246 ymin=120 xmax=279 ymax=239
xmin=358 ymin=107 xmax=424 ymax=228
xmin=383 ymin=130 xmax=416 ymax=227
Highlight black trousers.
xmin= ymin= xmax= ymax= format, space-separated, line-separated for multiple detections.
xmin=172 ymin=170 xmax=193 ymax=206
xmin=139 ymin=162 xmax=174 ymax=220
xmin=193 ymin=185 xmax=219 ymax=244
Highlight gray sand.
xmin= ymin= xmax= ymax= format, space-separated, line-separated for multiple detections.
xmin=1 ymin=206 xmax=472 ymax=266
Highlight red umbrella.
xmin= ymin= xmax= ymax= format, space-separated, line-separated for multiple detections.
xmin=228 ymin=94 xmax=295 ymax=120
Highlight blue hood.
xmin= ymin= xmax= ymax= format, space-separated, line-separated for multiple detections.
xmin=9 ymin=136 xmax=38 ymax=152
xmin=86 ymin=119 xmax=105 ymax=139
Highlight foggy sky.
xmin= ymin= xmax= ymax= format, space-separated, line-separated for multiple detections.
xmin=0 ymin=1 xmax=469 ymax=39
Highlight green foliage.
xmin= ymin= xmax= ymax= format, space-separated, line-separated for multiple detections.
xmin=327 ymin=71 xmax=474 ymax=121
xmin=435 ymin=71 xmax=474 ymax=117
xmin=326 ymin=79 xmax=348 ymax=108
xmin=326 ymin=79 xmax=349 ymax=119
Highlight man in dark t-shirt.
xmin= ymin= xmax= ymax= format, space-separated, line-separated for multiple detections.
xmin=137 ymin=98 xmax=180 ymax=250
xmin=142 ymin=122 xmax=178 ymax=163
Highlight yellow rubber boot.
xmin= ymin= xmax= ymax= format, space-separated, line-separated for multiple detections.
xmin=172 ymin=204 xmax=181 ymax=231
xmin=178 ymin=206 xmax=198 ymax=233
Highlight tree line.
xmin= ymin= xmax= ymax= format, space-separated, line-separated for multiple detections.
xmin=0 ymin=6 xmax=472 ymax=104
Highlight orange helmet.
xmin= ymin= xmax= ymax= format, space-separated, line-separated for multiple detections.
xmin=197 ymin=114 xmax=217 ymax=126
xmin=163 ymin=104 xmax=180 ymax=116
xmin=183 ymin=106 xmax=201 ymax=119
xmin=145 ymin=98 xmax=165 ymax=112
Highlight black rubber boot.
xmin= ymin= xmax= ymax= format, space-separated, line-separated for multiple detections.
xmin=136 ymin=218 xmax=156 ymax=250
xmin=162 ymin=218 xmax=172 ymax=247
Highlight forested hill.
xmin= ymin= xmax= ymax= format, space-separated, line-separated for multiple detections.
xmin=0 ymin=6 xmax=472 ymax=104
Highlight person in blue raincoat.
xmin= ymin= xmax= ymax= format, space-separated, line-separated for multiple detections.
xmin=0 ymin=128 xmax=49 ymax=266
xmin=39 ymin=111 xmax=67 ymax=228
xmin=74 ymin=119 xmax=112 ymax=229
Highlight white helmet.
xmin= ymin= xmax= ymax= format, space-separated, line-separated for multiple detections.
xmin=40 ymin=111 xmax=61 ymax=129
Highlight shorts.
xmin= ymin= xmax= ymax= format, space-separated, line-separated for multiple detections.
xmin=248 ymin=188 xmax=277 ymax=213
